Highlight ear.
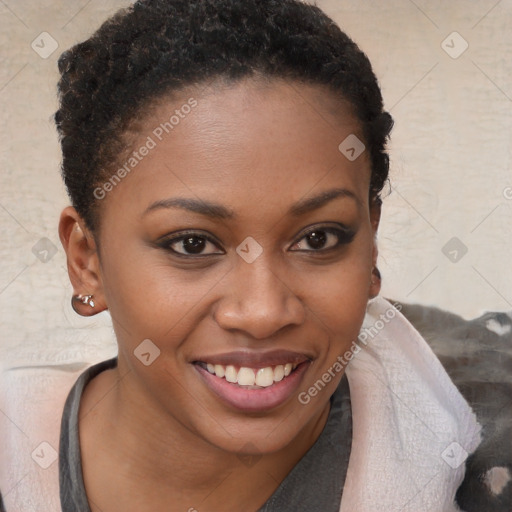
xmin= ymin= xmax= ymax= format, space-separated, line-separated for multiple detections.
xmin=58 ymin=206 xmax=107 ymax=316
xmin=368 ymin=199 xmax=382 ymax=299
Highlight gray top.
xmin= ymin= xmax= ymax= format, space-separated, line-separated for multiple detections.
xmin=59 ymin=358 xmax=352 ymax=512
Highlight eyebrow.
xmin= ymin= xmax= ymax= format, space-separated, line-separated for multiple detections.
xmin=289 ymin=187 xmax=361 ymax=216
xmin=142 ymin=187 xmax=361 ymax=220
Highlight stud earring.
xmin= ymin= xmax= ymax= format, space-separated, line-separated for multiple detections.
xmin=71 ymin=294 xmax=95 ymax=314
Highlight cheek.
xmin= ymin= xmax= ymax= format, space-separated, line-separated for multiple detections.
xmin=291 ymin=255 xmax=371 ymax=409
xmin=312 ymin=264 xmax=370 ymax=341
xmin=101 ymin=254 xmax=222 ymax=344
xmin=100 ymin=259 xmax=216 ymax=399
xmin=300 ymin=235 xmax=373 ymax=324
xmin=299 ymin=247 xmax=373 ymax=381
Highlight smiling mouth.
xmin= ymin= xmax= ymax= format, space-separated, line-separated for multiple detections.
xmin=195 ymin=361 xmax=301 ymax=389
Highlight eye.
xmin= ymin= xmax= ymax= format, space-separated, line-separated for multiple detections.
xmin=158 ymin=231 xmax=224 ymax=257
xmin=290 ymin=225 xmax=355 ymax=252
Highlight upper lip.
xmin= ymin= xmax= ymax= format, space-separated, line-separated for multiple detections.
xmin=192 ymin=349 xmax=312 ymax=368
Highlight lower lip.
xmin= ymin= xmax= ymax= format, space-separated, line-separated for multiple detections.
xmin=194 ymin=362 xmax=310 ymax=412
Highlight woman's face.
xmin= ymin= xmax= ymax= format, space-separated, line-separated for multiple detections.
xmin=72 ymin=79 xmax=380 ymax=455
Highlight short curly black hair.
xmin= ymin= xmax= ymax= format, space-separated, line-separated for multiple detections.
xmin=55 ymin=0 xmax=393 ymax=233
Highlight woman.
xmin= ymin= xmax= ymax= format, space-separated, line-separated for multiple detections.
xmin=0 ymin=0 xmax=487 ymax=510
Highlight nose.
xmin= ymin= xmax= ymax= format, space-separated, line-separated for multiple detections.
xmin=213 ymin=255 xmax=305 ymax=340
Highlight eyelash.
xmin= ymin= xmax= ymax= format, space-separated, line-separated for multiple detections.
xmin=157 ymin=225 xmax=355 ymax=258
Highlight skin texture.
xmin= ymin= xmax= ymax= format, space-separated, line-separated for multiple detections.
xmin=59 ymin=78 xmax=381 ymax=511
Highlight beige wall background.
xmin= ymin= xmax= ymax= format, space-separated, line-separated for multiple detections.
xmin=1 ymin=0 xmax=511 ymax=371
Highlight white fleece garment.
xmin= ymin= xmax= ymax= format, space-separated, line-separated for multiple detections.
xmin=341 ymin=296 xmax=482 ymax=512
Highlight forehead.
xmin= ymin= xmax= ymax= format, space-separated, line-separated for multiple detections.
xmin=98 ymin=78 xmax=371 ymax=223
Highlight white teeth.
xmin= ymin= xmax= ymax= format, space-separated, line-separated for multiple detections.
xmin=225 ymin=365 xmax=238 ymax=383
xmin=237 ymin=367 xmax=255 ymax=386
xmin=274 ymin=364 xmax=285 ymax=382
xmin=203 ymin=361 xmax=301 ymax=386
xmin=214 ymin=364 xmax=225 ymax=378
xmin=255 ymin=367 xmax=274 ymax=387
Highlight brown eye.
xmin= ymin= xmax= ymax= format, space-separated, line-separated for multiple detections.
xmin=178 ymin=236 xmax=207 ymax=254
xmin=158 ymin=232 xmax=224 ymax=257
xmin=303 ymin=230 xmax=328 ymax=250
xmin=290 ymin=226 xmax=355 ymax=252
